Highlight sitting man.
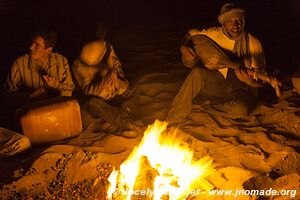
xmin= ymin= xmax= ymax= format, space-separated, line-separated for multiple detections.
xmin=3 ymin=30 xmax=74 ymax=126
xmin=1 ymin=30 xmax=74 ymax=155
xmin=291 ymin=71 xmax=300 ymax=95
xmin=167 ymin=3 xmax=275 ymax=123
xmin=72 ymin=39 xmax=142 ymax=138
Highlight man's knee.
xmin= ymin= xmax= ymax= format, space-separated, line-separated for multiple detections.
xmin=191 ymin=67 xmax=204 ymax=76
xmin=230 ymin=99 xmax=250 ymax=117
xmin=190 ymin=67 xmax=213 ymax=81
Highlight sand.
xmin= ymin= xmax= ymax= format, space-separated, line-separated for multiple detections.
xmin=0 ymin=24 xmax=299 ymax=200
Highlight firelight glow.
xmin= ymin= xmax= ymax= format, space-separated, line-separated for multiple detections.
xmin=107 ymin=120 xmax=214 ymax=200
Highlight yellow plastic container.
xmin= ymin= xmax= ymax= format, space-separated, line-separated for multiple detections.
xmin=20 ymin=97 xmax=82 ymax=144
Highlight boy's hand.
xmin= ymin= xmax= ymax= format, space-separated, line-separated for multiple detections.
xmin=43 ymin=75 xmax=59 ymax=89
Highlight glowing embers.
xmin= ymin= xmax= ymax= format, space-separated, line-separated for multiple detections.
xmin=107 ymin=120 xmax=214 ymax=200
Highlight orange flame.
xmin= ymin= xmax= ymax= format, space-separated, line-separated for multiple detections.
xmin=107 ymin=120 xmax=214 ymax=200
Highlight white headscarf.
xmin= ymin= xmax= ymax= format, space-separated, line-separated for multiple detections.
xmin=218 ymin=3 xmax=251 ymax=68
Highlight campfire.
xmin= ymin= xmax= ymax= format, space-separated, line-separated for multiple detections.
xmin=107 ymin=120 xmax=214 ymax=200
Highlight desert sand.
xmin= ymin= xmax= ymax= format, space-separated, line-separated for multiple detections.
xmin=0 ymin=22 xmax=299 ymax=200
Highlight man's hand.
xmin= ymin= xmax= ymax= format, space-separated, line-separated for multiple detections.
xmin=116 ymin=79 xmax=129 ymax=95
xmin=180 ymin=45 xmax=197 ymax=68
xmin=235 ymin=68 xmax=263 ymax=88
xmin=104 ymin=71 xmax=119 ymax=89
xmin=43 ymin=75 xmax=59 ymax=89
xmin=180 ymin=45 xmax=197 ymax=58
xmin=100 ymin=71 xmax=119 ymax=99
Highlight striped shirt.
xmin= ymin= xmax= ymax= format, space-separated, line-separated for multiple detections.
xmin=4 ymin=52 xmax=74 ymax=98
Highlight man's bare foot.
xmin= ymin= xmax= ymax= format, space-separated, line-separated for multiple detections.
xmin=120 ymin=120 xmax=145 ymax=138
xmin=121 ymin=130 xmax=139 ymax=138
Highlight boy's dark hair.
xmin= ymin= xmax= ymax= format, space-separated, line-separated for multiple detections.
xmin=33 ymin=30 xmax=58 ymax=48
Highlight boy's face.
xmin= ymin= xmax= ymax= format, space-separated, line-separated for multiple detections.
xmin=29 ymin=36 xmax=51 ymax=60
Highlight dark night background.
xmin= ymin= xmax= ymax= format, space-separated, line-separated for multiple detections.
xmin=0 ymin=0 xmax=299 ymax=90
xmin=0 ymin=1 xmax=299 ymax=195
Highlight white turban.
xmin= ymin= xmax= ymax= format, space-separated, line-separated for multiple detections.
xmin=218 ymin=3 xmax=245 ymax=24
xmin=80 ymin=40 xmax=107 ymax=66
